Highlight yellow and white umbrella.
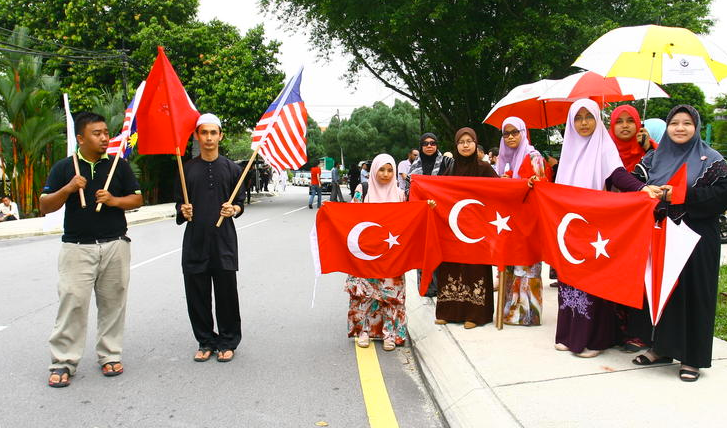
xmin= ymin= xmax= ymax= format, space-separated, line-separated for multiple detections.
xmin=573 ymin=24 xmax=727 ymax=85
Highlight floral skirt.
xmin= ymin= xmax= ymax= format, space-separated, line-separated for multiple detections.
xmin=345 ymin=275 xmax=406 ymax=344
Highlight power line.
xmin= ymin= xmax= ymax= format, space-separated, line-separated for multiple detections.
xmin=0 ymin=26 xmax=120 ymax=56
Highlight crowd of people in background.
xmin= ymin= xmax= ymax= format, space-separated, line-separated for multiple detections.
xmin=337 ymin=101 xmax=727 ymax=383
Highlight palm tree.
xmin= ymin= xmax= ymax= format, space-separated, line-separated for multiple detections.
xmin=0 ymin=26 xmax=64 ymax=216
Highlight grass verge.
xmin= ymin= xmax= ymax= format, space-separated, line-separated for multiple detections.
xmin=716 ymin=265 xmax=727 ymax=340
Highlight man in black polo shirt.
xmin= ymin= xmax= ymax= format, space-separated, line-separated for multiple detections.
xmin=40 ymin=112 xmax=142 ymax=388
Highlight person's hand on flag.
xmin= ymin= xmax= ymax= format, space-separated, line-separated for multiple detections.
xmin=180 ymin=204 xmax=193 ymax=222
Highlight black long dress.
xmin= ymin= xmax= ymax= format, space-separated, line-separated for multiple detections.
xmin=634 ymin=161 xmax=727 ymax=368
xmin=435 ymin=128 xmax=499 ymax=326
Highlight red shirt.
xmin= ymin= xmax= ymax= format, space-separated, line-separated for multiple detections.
xmin=310 ymin=166 xmax=321 ymax=185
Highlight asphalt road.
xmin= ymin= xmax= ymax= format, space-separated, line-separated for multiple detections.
xmin=0 ymin=185 xmax=444 ymax=428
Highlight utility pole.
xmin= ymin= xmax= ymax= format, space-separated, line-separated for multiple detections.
xmin=121 ymin=40 xmax=129 ymax=105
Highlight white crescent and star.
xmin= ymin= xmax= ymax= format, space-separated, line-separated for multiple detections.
xmin=449 ymin=200 xmax=513 ymax=243
xmin=557 ymin=213 xmax=611 ymax=264
xmin=347 ymin=222 xmax=401 ymax=261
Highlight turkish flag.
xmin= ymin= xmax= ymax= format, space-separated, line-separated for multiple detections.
xmin=667 ymin=163 xmax=687 ymax=204
xmin=311 ymin=201 xmax=442 ymax=295
xmin=534 ymin=182 xmax=658 ymax=307
xmin=136 ymin=46 xmax=200 ymax=156
xmin=409 ymin=175 xmax=541 ymax=268
xmin=518 ymin=157 xmax=536 ymax=180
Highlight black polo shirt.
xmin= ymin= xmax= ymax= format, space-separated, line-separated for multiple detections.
xmin=42 ymin=152 xmax=141 ymax=242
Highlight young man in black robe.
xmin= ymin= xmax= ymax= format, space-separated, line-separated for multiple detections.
xmin=176 ymin=113 xmax=245 ymax=363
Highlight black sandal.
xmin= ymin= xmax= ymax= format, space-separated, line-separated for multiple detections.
xmin=48 ymin=368 xmax=71 ymax=388
xmin=101 ymin=361 xmax=124 ymax=377
xmin=632 ymin=354 xmax=673 ymax=366
xmin=194 ymin=348 xmax=214 ymax=362
xmin=217 ymin=349 xmax=234 ymax=362
xmin=679 ymin=369 xmax=700 ymax=382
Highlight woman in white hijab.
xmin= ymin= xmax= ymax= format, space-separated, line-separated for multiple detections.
xmin=554 ymin=99 xmax=657 ymax=358
xmin=345 ymin=154 xmax=406 ymax=352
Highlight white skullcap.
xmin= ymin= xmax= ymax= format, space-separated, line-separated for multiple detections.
xmin=196 ymin=113 xmax=222 ymax=129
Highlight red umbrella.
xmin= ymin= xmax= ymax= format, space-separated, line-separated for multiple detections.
xmin=483 ymin=79 xmax=572 ymax=129
xmin=538 ymin=71 xmax=669 ymax=104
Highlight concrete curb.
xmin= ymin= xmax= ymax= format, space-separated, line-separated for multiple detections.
xmin=405 ymin=270 xmax=521 ymax=428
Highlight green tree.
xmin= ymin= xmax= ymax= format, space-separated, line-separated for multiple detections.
xmin=220 ymin=132 xmax=254 ymax=162
xmin=262 ymin=0 xmax=712 ymax=142
xmin=131 ymin=22 xmax=285 ymax=134
xmin=319 ymin=100 xmax=428 ymax=166
xmin=89 ymin=89 xmax=126 ymax=136
xmin=0 ymin=0 xmax=199 ymax=108
xmin=304 ymin=116 xmax=325 ymax=168
xmin=711 ymin=93 xmax=727 ymax=155
xmin=0 ymin=27 xmax=65 ymax=216
xmin=640 ymin=83 xmax=713 ymax=124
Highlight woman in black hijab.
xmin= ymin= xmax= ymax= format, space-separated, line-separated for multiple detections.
xmin=631 ymin=105 xmax=727 ymax=382
xmin=435 ymin=127 xmax=499 ymax=328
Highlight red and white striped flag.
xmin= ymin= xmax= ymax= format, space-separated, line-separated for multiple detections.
xmin=252 ymin=67 xmax=307 ymax=172
xmin=107 ymin=81 xmax=145 ymax=158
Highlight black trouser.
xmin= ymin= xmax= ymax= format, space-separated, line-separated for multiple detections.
xmin=183 ymin=269 xmax=241 ymax=351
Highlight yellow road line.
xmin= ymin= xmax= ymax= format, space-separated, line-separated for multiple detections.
xmin=355 ymin=341 xmax=399 ymax=428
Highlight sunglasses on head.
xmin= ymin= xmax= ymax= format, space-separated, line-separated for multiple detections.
xmin=502 ymin=129 xmax=521 ymax=138
xmin=422 ymin=141 xmax=437 ymax=146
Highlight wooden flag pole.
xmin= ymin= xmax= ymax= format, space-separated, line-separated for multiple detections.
xmin=95 ymin=142 xmax=126 ymax=212
xmin=176 ymin=146 xmax=190 ymax=207
xmin=71 ymin=153 xmax=87 ymax=208
xmin=215 ymin=146 xmax=261 ymax=227
xmin=496 ymin=268 xmax=505 ymax=330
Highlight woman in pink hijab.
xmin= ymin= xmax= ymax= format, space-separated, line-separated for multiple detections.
xmin=345 ymin=154 xmax=407 ymax=352
xmin=496 ymin=117 xmax=548 ymax=326
xmin=554 ymin=99 xmax=658 ymax=358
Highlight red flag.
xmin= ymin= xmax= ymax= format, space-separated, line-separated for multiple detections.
xmin=311 ymin=201 xmax=442 ymax=295
xmin=409 ymin=175 xmax=541 ymax=268
xmin=534 ymin=182 xmax=658 ymax=307
xmin=517 ymin=156 xmax=536 ymax=179
xmin=667 ymin=163 xmax=687 ymax=204
xmin=136 ymin=46 xmax=200 ymax=156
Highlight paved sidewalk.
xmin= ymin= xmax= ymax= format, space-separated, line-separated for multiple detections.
xmin=405 ymin=268 xmax=727 ymax=428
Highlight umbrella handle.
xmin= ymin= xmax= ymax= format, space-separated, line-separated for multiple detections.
xmin=642 ymin=52 xmax=657 ymax=119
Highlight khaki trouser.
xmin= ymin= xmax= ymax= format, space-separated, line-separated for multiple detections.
xmin=48 ymin=239 xmax=131 ymax=374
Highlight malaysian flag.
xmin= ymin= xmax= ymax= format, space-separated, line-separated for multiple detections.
xmin=107 ymin=81 xmax=145 ymax=158
xmin=252 ymin=67 xmax=307 ymax=172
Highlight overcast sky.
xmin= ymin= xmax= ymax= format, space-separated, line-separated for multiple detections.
xmin=198 ymin=0 xmax=727 ymax=125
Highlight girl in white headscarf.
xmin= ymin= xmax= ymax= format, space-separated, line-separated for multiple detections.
xmin=345 ymin=154 xmax=406 ymax=352
xmin=555 ymin=99 xmax=657 ymax=358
